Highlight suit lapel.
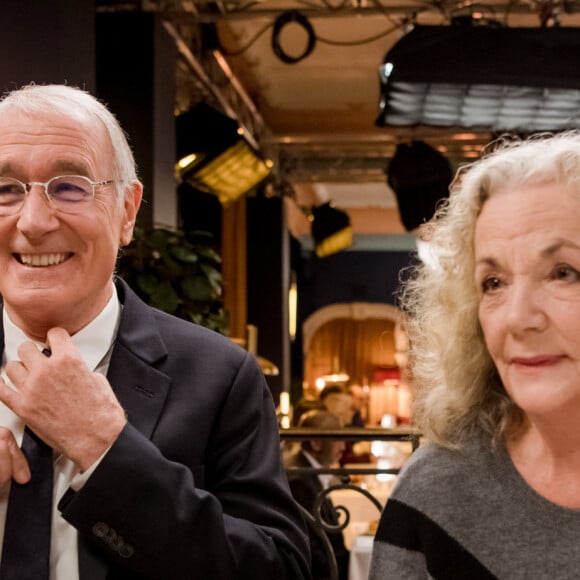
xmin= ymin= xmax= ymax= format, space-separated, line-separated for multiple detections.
xmin=77 ymin=279 xmax=172 ymax=580
xmin=106 ymin=278 xmax=171 ymax=438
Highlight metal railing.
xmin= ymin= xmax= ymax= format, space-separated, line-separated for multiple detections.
xmin=281 ymin=427 xmax=420 ymax=580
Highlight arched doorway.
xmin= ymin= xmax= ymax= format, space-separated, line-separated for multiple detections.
xmin=302 ymin=303 xmax=409 ymax=425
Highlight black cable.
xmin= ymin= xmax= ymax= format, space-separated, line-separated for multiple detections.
xmin=219 ymin=21 xmax=274 ymax=57
xmin=316 ymin=22 xmax=405 ymax=46
xmin=271 ymin=10 xmax=317 ymax=64
xmin=217 ymin=2 xmax=430 ymax=59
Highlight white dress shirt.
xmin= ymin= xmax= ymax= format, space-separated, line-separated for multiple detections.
xmin=301 ymin=449 xmax=333 ymax=490
xmin=0 ymin=285 xmax=121 ymax=580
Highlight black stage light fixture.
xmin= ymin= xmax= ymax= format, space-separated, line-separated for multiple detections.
xmin=310 ymin=202 xmax=353 ymax=257
xmin=377 ymin=24 xmax=580 ymax=132
xmin=387 ymin=141 xmax=452 ymax=232
xmin=176 ymin=102 xmax=271 ymax=206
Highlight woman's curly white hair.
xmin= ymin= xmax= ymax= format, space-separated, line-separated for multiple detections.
xmin=402 ymin=131 xmax=580 ymax=448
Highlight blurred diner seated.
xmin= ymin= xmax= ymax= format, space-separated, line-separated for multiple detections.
xmin=319 ymin=384 xmax=355 ymax=427
xmin=285 ymin=410 xmax=350 ymax=580
xmin=348 ymin=384 xmax=369 ymax=427
xmin=321 ymin=384 xmax=371 ymax=464
xmin=292 ymin=395 xmax=325 ymax=427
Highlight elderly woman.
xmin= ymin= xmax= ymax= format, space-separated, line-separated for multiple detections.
xmin=369 ymin=132 xmax=580 ymax=579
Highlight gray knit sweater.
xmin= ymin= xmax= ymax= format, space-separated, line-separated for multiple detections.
xmin=369 ymin=432 xmax=580 ymax=579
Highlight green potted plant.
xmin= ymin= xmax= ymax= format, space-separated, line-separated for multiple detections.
xmin=116 ymin=225 xmax=228 ymax=335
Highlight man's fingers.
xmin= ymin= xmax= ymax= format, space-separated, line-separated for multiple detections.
xmin=3 ymin=361 xmax=27 ymax=394
xmin=16 ymin=341 xmax=49 ymax=368
xmin=45 ymin=327 xmax=73 ymax=354
xmin=0 ymin=374 xmax=20 ymax=411
xmin=15 ymin=328 xmax=72 ymax=369
xmin=0 ymin=428 xmax=30 ymax=484
xmin=10 ymin=439 xmax=30 ymax=484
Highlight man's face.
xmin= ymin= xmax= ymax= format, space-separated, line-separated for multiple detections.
xmin=323 ymin=393 xmax=354 ymax=426
xmin=0 ymin=108 xmax=140 ymax=338
xmin=313 ymin=438 xmax=345 ymax=468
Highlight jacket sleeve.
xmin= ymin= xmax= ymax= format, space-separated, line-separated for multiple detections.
xmin=58 ymin=351 xmax=312 ymax=580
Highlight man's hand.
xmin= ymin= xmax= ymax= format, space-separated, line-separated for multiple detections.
xmin=0 ymin=427 xmax=31 ymax=485
xmin=0 ymin=327 xmax=127 ymax=472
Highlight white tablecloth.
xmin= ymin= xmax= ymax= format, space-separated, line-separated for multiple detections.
xmin=329 ymin=485 xmax=391 ymax=549
xmin=328 ymin=485 xmax=391 ymax=580
xmin=349 ymin=534 xmax=374 ymax=580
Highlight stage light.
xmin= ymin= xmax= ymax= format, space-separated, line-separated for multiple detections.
xmin=377 ymin=23 xmax=580 ymax=132
xmin=310 ymin=202 xmax=353 ymax=258
xmin=387 ymin=140 xmax=452 ymax=232
xmin=176 ymin=102 xmax=271 ymax=206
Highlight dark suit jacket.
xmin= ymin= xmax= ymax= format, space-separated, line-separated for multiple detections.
xmin=1 ymin=278 xmax=311 ymax=580
xmin=286 ymin=451 xmax=349 ymax=580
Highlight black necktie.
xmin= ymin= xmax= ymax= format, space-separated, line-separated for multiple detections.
xmin=0 ymin=426 xmax=54 ymax=580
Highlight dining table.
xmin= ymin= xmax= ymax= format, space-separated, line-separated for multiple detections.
xmin=349 ymin=534 xmax=375 ymax=580
xmin=328 ymin=480 xmax=393 ymax=580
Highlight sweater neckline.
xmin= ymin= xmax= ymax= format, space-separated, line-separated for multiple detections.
xmin=485 ymin=435 xmax=580 ymax=525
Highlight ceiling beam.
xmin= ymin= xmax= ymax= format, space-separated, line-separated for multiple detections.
xmin=189 ymin=0 xmax=577 ymax=21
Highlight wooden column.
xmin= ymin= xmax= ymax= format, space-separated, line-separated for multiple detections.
xmin=222 ymin=198 xmax=248 ymax=340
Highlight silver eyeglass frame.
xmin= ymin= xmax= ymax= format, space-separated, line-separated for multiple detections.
xmin=0 ymin=175 xmax=115 ymax=215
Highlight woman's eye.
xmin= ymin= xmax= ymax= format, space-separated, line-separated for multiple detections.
xmin=481 ymin=276 xmax=502 ymax=293
xmin=553 ymin=264 xmax=580 ymax=282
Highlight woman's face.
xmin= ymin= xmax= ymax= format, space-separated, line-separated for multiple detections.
xmin=475 ymin=182 xmax=580 ymax=420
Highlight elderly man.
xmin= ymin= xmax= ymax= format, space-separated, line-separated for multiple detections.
xmin=0 ymin=84 xmax=310 ymax=580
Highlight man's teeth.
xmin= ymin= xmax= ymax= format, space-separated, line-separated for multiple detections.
xmin=19 ymin=253 xmax=68 ymax=266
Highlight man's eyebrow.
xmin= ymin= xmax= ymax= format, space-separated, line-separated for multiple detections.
xmin=0 ymin=162 xmax=20 ymax=175
xmin=0 ymin=160 xmax=89 ymax=177
xmin=48 ymin=160 xmax=90 ymax=176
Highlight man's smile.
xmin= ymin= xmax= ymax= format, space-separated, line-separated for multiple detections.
xmin=14 ymin=252 xmax=72 ymax=267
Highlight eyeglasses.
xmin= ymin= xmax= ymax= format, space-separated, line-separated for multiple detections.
xmin=0 ymin=175 xmax=115 ymax=216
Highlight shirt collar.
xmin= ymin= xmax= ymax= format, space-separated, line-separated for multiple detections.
xmin=302 ymin=449 xmax=333 ymax=489
xmin=302 ymin=449 xmax=322 ymax=469
xmin=3 ymin=283 xmax=121 ymax=372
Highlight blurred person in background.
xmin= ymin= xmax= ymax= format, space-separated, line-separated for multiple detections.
xmin=370 ymin=132 xmax=580 ymax=578
xmin=286 ymin=409 xmax=350 ymax=580
xmin=321 ymin=384 xmax=371 ymax=464
xmin=320 ymin=384 xmax=355 ymax=428
xmin=348 ymin=384 xmax=369 ymax=427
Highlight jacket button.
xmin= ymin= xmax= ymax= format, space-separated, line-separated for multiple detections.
xmin=105 ymin=528 xmax=118 ymax=546
xmin=118 ymin=543 xmax=134 ymax=559
xmin=92 ymin=522 xmax=109 ymax=538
